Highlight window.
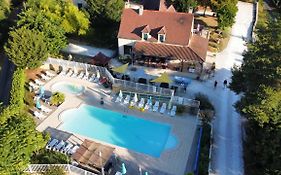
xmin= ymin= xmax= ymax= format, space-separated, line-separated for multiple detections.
xmin=159 ymin=34 xmax=165 ymax=42
xmin=143 ymin=33 xmax=148 ymax=40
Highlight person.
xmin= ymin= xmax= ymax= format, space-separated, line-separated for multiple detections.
xmin=214 ymin=80 xmax=218 ymax=88
xmin=223 ymin=79 xmax=228 ymax=88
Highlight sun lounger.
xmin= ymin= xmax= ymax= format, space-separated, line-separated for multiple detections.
xmin=61 ymin=143 xmax=73 ymax=154
xmin=66 ymin=69 xmax=73 ymax=76
xmin=45 ymin=71 xmax=56 ymax=77
xmin=41 ymin=74 xmax=51 ymax=81
xmin=138 ymin=98 xmax=145 ymax=109
xmin=88 ymin=74 xmax=95 ymax=82
xmin=178 ymin=97 xmax=184 ymax=105
xmin=160 ymin=103 xmax=167 ymax=114
xmin=82 ymin=72 xmax=89 ymax=80
xmin=170 ymin=105 xmax=177 ymax=117
xmin=34 ymin=79 xmax=45 ymax=86
xmin=53 ymin=140 xmax=65 ymax=151
xmin=29 ymin=82 xmax=39 ymax=89
xmin=93 ymin=77 xmax=100 ymax=83
xmin=123 ymin=95 xmax=130 ymax=105
xmin=67 ymin=145 xmax=79 ymax=155
xmin=153 ymin=101 xmax=160 ymax=112
xmin=77 ymin=72 xmax=84 ymax=79
xmin=41 ymin=105 xmax=52 ymax=113
xmin=33 ymin=111 xmax=46 ymax=119
xmin=144 ymin=102 xmax=152 ymax=110
xmin=59 ymin=69 xmax=66 ymax=76
xmin=115 ymin=96 xmax=123 ymax=103
xmin=71 ymin=69 xmax=78 ymax=78
xmin=46 ymin=138 xmax=58 ymax=150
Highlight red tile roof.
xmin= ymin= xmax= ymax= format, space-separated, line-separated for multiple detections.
xmin=118 ymin=8 xmax=194 ymax=45
xmin=133 ymin=41 xmax=206 ymax=63
xmin=189 ymin=35 xmax=209 ymax=61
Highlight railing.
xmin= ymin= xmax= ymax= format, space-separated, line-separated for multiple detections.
xmin=24 ymin=164 xmax=97 ymax=175
xmin=45 ymin=58 xmax=174 ymax=97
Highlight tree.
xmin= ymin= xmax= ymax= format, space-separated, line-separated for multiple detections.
xmin=211 ymin=0 xmax=238 ymax=29
xmin=43 ymin=166 xmax=66 ymax=175
xmin=0 ymin=113 xmax=47 ymax=174
xmin=5 ymin=27 xmax=49 ymax=68
xmin=0 ymin=0 xmax=10 ymax=21
xmin=104 ymin=0 xmax=124 ymax=22
xmin=170 ymin=0 xmax=197 ymax=12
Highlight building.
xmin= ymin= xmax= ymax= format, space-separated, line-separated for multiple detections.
xmin=117 ymin=2 xmax=209 ymax=73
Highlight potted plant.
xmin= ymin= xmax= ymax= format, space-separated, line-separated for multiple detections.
xmin=50 ymin=92 xmax=65 ymax=106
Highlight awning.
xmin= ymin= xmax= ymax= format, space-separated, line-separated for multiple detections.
xmin=112 ymin=63 xmax=129 ymax=74
xmin=150 ymin=72 xmax=172 ymax=83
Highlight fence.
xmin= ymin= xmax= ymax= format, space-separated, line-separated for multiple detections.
xmin=45 ymin=58 xmax=174 ymax=97
xmin=24 ymin=164 xmax=97 ymax=175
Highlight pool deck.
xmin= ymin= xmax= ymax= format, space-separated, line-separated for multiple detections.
xmin=36 ymin=75 xmax=198 ymax=175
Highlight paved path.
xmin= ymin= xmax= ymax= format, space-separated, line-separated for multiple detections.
xmin=185 ymin=2 xmax=254 ymax=175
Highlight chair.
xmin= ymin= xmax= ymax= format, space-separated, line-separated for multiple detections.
xmin=41 ymin=105 xmax=52 ymax=113
xmin=77 ymin=72 xmax=85 ymax=79
xmin=61 ymin=143 xmax=73 ymax=154
xmin=66 ymin=69 xmax=73 ymax=76
xmin=160 ymin=103 xmax=167 ymax=114
xmin=144 ymin=101 xmax=152 ymax=110
xmin=178 ymin=97 xmax=184 ymax=104
xmin=138 ymin=98 xmax=145 ymax=109
xmin=170 ymin=105 xmax=177 ymax=117
xmin=67 ymin=145 xmax=79 ymax=155
xmin=45 ymin=71 xmax=56 ymax=77
xmin=153 ymin=101 xmax=160 ymax=112
xmin=46 ymin=138 xmax=58 ymax=150
xmin=115 ymin=96 xmax=123 ymax=103
xmin=41 ymin=74 xmax=51 ymax=81
xmin=123 ymin=95 xmax=130 ymax=105
xmin=53 ymin=140 xmax=65 ymax=151
xmin=88 ymin=74 xmax=96 ymax=82
xmin=59 ymin=69 xmax=66 ymax=76
xmin=29 ymin=82 xmax=39 ymax=89
xmin=33 ymin=111 xmax=46 ymax=119
xmin=82 ymin=72 xmax=89 ymax=80
xmin=34 ymin=79 xmax=45 ymax=86
xmin=71 ymin=69 xmax=78 ymax=78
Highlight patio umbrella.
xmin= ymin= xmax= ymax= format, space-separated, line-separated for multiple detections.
xmin=112 ymin=63 xmax=129 ymax=74
xmin=36 ymin=99 xmax=41 ymax=109
xmin=133 ymin=93 xmax=138 ymax=102
xmin=119 ymin=90 xmax=123 ymax=98
xmin=150 ymin=72 xmax=172 ymax=84
xmin=121 ymin=163 xmax=127 ymax=174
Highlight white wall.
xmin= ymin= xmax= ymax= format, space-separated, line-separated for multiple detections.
xmin=118 ymin=38 xmax=137 ymax=55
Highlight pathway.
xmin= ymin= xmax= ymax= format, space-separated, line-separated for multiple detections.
xmin=185 ymin=2 xmax=254 ymax=175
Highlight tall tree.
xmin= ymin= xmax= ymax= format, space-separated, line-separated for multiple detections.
xmin=170 ymin=0 xmax=197 ymax=12
xmin=0 ymin=113 xmax=47 ymax=174
xmin=5 ymin=27 xmax=49 ymax=69
xmin=0 ymin=0 xmax=10 ymax=21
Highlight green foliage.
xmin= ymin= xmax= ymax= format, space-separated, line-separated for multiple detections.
xmin=50 ymin=92 xmax=65 ymax=106
xmin=170 ymin=0 xmax=197 ymax=12
xmin=31 ymin=149 xmax=69 ymax=164
xmin=9 ymin=68 xmax=25 ymax=108
xmin=42 ymin=166 xmax=66 ymax=175
xmin=211 ymin=0 xmax=238 ymax=29
xmin=198 ymin=124 xmax=211 ymax=175
xmin=85 ymin=0 xmax=124 ymax=23
xmin=256 ymin=0 xmax=268 ymax=29
xmin=195 ymin=93 xmax=214 ymax=111
xmin=0 ymin=113 xmax=47 ymax=174
xmin=176 ymin=105 xmax=186 ymax=114
xmin=5 ymin=27 xmax=49 ymax=69
xmin=0 ymin=0 xmax=10 ymax=21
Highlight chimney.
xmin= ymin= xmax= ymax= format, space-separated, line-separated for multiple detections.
xmin=139 ymin=5 xmax=144 ymax=15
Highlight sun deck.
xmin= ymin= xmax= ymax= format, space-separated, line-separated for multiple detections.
xmin=35 ymin=73 xmax=198 ymax=175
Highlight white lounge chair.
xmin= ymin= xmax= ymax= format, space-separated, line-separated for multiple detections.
xmin=71 ymin=69 xmax=78 ymax=78
xmin=123 ymin=95 xmax=130 ymax=105
xmin=115 ymin=96 xmax=123 ymax=103
xmin=153 ymin=101 xmax=160 ymax=112
xmin=46 ymin=138 xmax=58 ymax=150
xmin=160 ymin=103 xmax=167 ymax=114
xmin=34 ymin=79 xmax=45 ymax=86
xmin=130 ymin=99 xmax=138 ymax=107
xmin=66 ymin=69 xmax=73 ymax=76
xmin=170 ymin=105 xmax=177 ymax=117
xmin=144 ymin=102 xmax=152 ymax=110
xmin=178 ymin=97 xmax=184 ymax=105
xmin=68 ymin=145 xmax=79 ymax=155
xmin=59 ymin=69 xmax=67 ymax=76
xmin=53 ymin=140 xmax=65 ymax=151
xmin=41 ymin=105 xmax=52 ymax=113
xmin=33 ymin=111 xmax=46 ymax=119
xmin=82 ymin=72 xmax=89 ymax=80
xmin=41 ymin=74 xmax=51 ymax=81
xmin=61 ymin=143 xmax=73 ymax=154
xmin=29 ymin=82 xmax=39 ymax=89
xmin=45 ymin=71 xmax=56 ymax=77
xmin=77 ymin=72 xmax=84 ymax=79
xmin=138 ymin=98 xmax=145 ymax=109
xmin=88 ymin=74 xmax=95 ymax=82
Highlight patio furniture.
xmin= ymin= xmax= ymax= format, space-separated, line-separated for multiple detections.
xmin=61 ymin=143 xmax=73 ymax=154
xmin=66 ymin=69 xmax=73 ymax=76
xmin=34 ymin=79 xmax=45 ymax=86
xmin=178 ymin=97 xmax=184 ymax=104
xmin=29 ymin=82 xmax=39 ymax=89
xmin=46 ymin=138 xmax=58 ymax=150
xmin=153 ymin=101 xmax=160 ymax=112
xmin=53 ymin=140 xmax=65 ymax=151
xmin=77 ymin=71 xmax=85 ymax=79
xmin=160 ymin=103 xmax=167 ymax=114
xmin=123 ymin=95 xmax=130 ymax=105
xmin=45 ymin=70 xmax=56 ymax=77
xmin=68 ymin=145 xmax=80 ymax=155
xmin=138 ymin=98 xmax=145 ymax=108
xmin=170 ymin=105 xmax=177 ymax=117
xmin=41 ymin=74 xmax=51 ymax=81
xmin=41 ymin=105 xmax=52 ymax=113
xmin=33 ymin=111 xmax=46 ymax=119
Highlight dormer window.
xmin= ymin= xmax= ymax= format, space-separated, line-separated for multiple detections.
xmin=141 ymin=25 xmax=151 ymax=41
xmin=158 ymin=34 xmax=165 ymax=42
xmin=143 ymin=33 xmax=149 ymax=40
xmin=157 ymin=26 xmax=166 ymax=43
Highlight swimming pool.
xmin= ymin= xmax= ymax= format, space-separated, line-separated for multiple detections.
xmin=59 ymin=104 xmax=177 ymax=157
xmin=51 ymin=82 xmax=85 ymax=95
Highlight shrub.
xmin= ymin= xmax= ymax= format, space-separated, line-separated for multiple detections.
xmin=176 ymin=105 xmax=186 ymax=114
xmin=9 ymin=68 xmax=25 ymax=108
xmin=194 ymin=93 xmax=214 ymax=111
xmin=24 ymin=90 xmax=35 ymax=107
xmin=42 ymin=166 xmax=66 ymax=175
xmin=31 ymin=149 xmax=70 ymax=164
xmin=50 ymin=92 xmax=65 ymax=106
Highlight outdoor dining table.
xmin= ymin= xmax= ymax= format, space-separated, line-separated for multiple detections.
xmin=174 ymin=76 xmax=192 ymax=86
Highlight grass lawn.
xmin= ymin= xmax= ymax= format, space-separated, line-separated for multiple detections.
xmin=194 ymin=16 xmax=218 ymax=29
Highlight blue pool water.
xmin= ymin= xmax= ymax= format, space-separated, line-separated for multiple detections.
xmin=51 ymin=82 xmax=85 ymax=95
xmin=59 ymin=104 xmax=177 ymax=157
